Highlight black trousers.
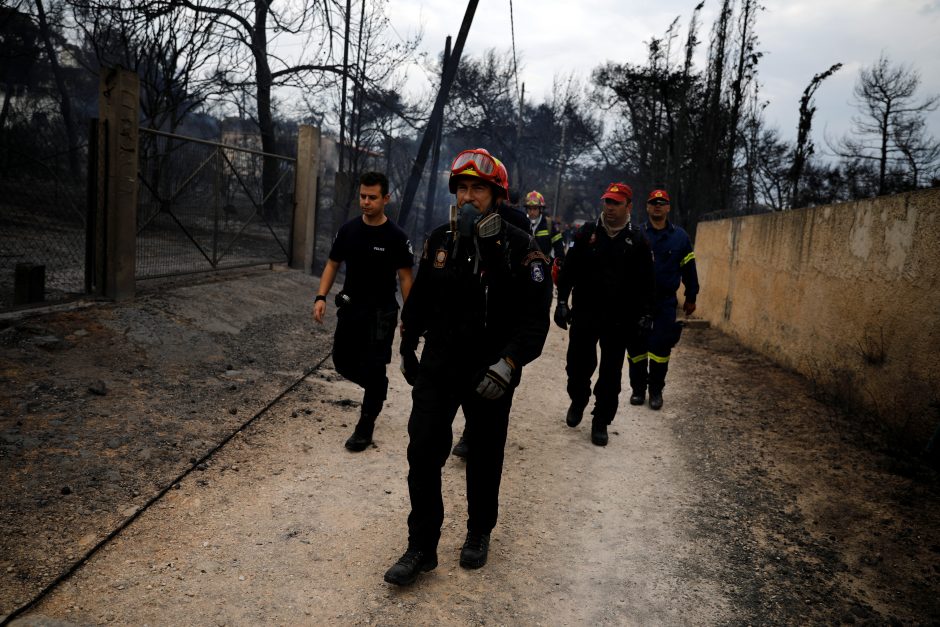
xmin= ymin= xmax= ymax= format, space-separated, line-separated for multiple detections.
xmin=332 ymin=303 xmax=398 ymax=417
xmin=405 ymin=372 xmax=513 ymax=553
xmin=565 ymin=317 xmax=629 ymax=424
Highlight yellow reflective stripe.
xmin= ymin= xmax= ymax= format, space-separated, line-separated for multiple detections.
xmin=680 ymin=252 xmax=695 ymax=267
xmin=551 ymin=233 xmax=563 ymax=242
xmin=648 ymin=353 xmax=670 ymax=363
xmin=535 ymin=229 xmax=550 ymax=237
xmin=629 ymin=352 xmax=649 ymax=363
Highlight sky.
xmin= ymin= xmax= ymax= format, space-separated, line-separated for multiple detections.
xmin=387 ymin=0 xmax=940 ymax=152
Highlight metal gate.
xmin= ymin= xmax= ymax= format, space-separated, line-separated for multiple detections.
xmin=136 ymin=128 xmax=296 ymax=279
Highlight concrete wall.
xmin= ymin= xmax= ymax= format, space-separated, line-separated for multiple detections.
xmin=695 ymin=188 xmax=940 ymax=447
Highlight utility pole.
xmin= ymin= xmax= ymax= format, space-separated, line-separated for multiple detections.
xmin=513 ymin=83 xmax=525 ymax=188
xmin=338 ymin=0 xmax=352 ymax=174
xmin=397 ymin=0 xmax=478 ymax=228
xmin=421 ymin=36 xmax=452 ymax=238
xmin=552 ymin=121 xmax=567 ymax=223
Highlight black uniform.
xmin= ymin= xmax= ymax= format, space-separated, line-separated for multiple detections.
xmin=328 ymin=217 xmax=413 ymax=417
xmin=556 ymin=218 xmax=654 ymax=423
xmin=399 ymin=219 xmax=551 ymax=554
xmin=529 ymin=214 xmax=566 ymax=260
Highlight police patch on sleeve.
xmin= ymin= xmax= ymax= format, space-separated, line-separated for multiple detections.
xmin=530 ymin=262 xmax=545 ymax=283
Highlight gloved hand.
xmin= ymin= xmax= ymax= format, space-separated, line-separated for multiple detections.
xmin=475 ymin=357 xmax=514 ymax=400
xmin=400 ymin=348 xmax=419 ymax=386
xmin=553 ymin=302 xmax=571 ymax=330
xmin=637 ymin=314 xmax=654 ymax=336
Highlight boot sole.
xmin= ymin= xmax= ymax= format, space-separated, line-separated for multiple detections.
xmin=459 ymin=555 xmax=487 ymax=569
xmin=383 ymin=559 xmax=437 ymax=586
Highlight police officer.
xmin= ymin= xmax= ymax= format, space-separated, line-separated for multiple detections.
xmin=313 ymin=171 xmax=414 ymax=451
xmin=384 ymin=148 xmax=551 ymax=586
xmin=628 ymin=187 xmax=699 ymax=410
xmin=524 ymin=190 xmax=566 ymax=261
xmin=554 ymin=182 xmax=655 ymax=446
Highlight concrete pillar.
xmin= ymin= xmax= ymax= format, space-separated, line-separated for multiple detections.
xmin=291 ymin=125 xmax=321 ymax=273
xmin=98 ymin=67 xmax=139 ymax=300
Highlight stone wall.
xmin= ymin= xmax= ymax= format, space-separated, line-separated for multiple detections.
xmin=694 ymin=188 xmax=940 ymax=448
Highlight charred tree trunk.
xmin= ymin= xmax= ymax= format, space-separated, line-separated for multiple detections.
xmin=35 ymin=0 xmax=80 ymax=177
xmin=253 ymin=0 xmax=278 ymax=220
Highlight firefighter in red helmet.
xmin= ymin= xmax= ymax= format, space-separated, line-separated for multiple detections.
xmin=385 ymin=148 xmax=552 ymax=586
xmin=553 ymin=182 xmax=655 ymax=446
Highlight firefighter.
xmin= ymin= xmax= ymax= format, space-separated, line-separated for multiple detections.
xmin=628 ymin=187 xmax=699 ymax=410
xmin=452 ymin=189 xmax=529 ymax=460
xmin=384 ymin=148 xmax=552 ymax=586
xmin=524 ymin=190 xmax=567 ymax=261
xmin=554 ymin=182 xmax=655 ymax=446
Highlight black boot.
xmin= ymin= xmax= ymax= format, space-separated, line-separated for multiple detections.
xmin=345 ymin=412 xmax=375 ymax=452
xmin=452 ymin=433 xmax=469 ymax=459
xmin=383 ymin=548 xmax=438 ymax=586
xmin=591 ymin=419 xmax=608 ymax=446
xmin=566 ymin=401 xmax=586 ymax=427
xmin=649 ymin=392 xmax=663 ymax=411
xmin=459 ymin=532 xmax=490 ymax=569
xmin=648 ymin=360 xmax=668 ymax=410
xmin=629 ymin=390 xmax=645 ymax=405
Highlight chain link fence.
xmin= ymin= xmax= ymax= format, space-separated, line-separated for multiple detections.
xmin=0 ymin=115 xmax=90 ymax=311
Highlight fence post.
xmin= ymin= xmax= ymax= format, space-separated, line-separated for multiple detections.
xmin=97 ymin=67 xmax=139 ymax=300
xmin=292 ymin=125 xmax=321 ymax=273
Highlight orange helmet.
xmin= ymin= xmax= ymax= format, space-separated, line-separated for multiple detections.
xmin=525 ymin=190 xmax=546 ymax=208
xmin=448 ymin=148 xmax=510 ymax=201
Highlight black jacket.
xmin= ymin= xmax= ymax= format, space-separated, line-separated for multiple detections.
xmin=402 ymin=219 xmax=552 ymax=383
xmin=556 ymin=218 xmax=655 ymax=323
xmin=530 ymin=214 xmax=566 ymax=259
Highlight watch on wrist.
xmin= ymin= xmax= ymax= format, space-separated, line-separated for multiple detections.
xmin=314 ymin=295 xmax=326 ymax=302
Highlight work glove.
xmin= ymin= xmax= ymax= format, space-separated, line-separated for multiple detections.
xmin=637 ymin=314 xmax=654 ymax=336
xmin=553 ymin=302 xmax=571 ymax=330
xmin=475 ymin=357 xmax=514 ymax=400
xmin=400 ymin=347 xmax=420 ymax=386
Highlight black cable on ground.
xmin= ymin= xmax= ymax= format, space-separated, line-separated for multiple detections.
xmin=1 ymin=350 xmax=333 ymax=626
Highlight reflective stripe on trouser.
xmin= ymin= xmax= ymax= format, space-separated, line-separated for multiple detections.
xmin=566 ymin=318 xmax=628 ymax=423
xmin=406 ymin=374 xmax=513 ymax=553
xmin=627 ymin=351 xmax=671 ymax=394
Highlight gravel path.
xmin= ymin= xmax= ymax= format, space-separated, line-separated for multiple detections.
xmin=2 ymin=266 xmax=937 ymax=625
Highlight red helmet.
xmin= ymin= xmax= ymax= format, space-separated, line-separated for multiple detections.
xmin=525 ymin=190 xmax=546 ymax=208
xmin=448 ymin=148 xmax=510 ymax=201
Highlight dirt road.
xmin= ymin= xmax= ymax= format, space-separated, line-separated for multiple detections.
xmin=2 ymin=267 xmax=938 ymax=625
